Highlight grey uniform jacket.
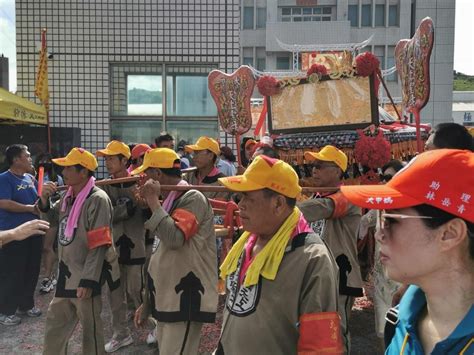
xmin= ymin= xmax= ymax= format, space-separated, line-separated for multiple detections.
xmin=40 ymin=186 xmax=116 ymax=298
xmin=298 ymin=192 xmax=364 ymax=297
xmin=144 ymin=189 xmax=218 ymax=323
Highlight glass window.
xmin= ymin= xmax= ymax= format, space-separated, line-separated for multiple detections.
xmin=111 ymin=120 xmax=163 ymax=145
xmin=303 ymin=8 xmax=312 ymax=15
xmin=243 ymin=57 xmax=254 ymax=66
xmin=361 ymin=4 xmax=372 ymax=27
xmin=313 ymin=7 xmax=321 ymax=14
xmin=256 ymin=58 xmax=266 ymax=71
xmin=293 ymin=16 xmax=302 ymax=22
xmin=282 ymin=17 xmax=291 ymax=22
xmin=375 ymin=4 xmax=385 ymax=26
xmin=166 ymin=75 xmax=217 ymax=116
xmin=387 ymin=46 xmax=397 ymax=82
xmin=167 ymin=121 xmax=218 ymax=149
xmin=348 ymin=5 xmax=359 ymax=27
xmin=243 ymin=6 xmax=254 ymax=29
xmin=322 ymin=16 xmax=331 ymax=21
xmin=127 ymin=75 xmax=162 ymax=116
xmin=323 ymin=7 xmax=332 ymax=14
xmin=312 ymin=17 xmax=321 ymax=21
xmin=276 ymin=56 xmax=290 ymax=70
xmin=292 ymin=8 xmax=302 ymax=15
xmin=303 ymin=16 xmax=312 ymax=21
xmin=257 ymin=7 xmax=266 ymax=28
xmin=389 ymin=5 xmax=399 ymax=26
xmin=282 ymin=8 xmax=291 ymax=15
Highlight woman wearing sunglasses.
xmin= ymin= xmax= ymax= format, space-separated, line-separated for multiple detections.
xmin=341 ymin=149 xmax=474 ymax=354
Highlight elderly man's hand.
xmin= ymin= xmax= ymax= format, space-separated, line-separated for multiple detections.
xmin=141 ymin=179 xmax=161 ymax=210
xmin=77 ymin=287 xmax=92 ymax=299
xmin=40 ymin=182 xmax=57 ymax=205
xmin=14 ymin=219 xmax=50 ymax=241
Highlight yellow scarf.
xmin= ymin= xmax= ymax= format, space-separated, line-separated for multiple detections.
xmin=220 ymin=207 xmax=300 ymax=287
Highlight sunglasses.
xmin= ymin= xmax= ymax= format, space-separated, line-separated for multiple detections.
xmin=311 ymin=162 xmax=339 ymax=170
xmin=377 ymin=210 xmax=433 ymax=233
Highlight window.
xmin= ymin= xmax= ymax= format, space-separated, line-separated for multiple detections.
xmin=256 ymin=47 xmax=266 ymax=71
xmin=127 ymin=75 xmax=162 ymax=115
xmin=243 ymin=6 xmax=254 ymax=29
xmin=111 ymin=120 xmax=163 ymax=144
xmin=348 ymin=5 xmax=359 ymax=27
xmin=242 ymin=47 xmax=253 ymax=67
xmin=374 ymin=45 xmax=385 ymax=75
xmin=167 ymin=121 xmax=218 ymax=149
xmin=389 ymin=5 xmax=399 ymax=26
xmin=280 ymin=6 xmax=332 ymax=22
xmin=166 ymin=75 xmax=217 ymax=116
xmin=243 ymin=56 xmax=254 ymax=66
xmin=361 ymin=4 xmax=372 ymax=27
xmin=375 ymin=4 xmax=385 ymax=26
xmin=276 ymin=56 xmax=290 ymax=70
xmin=387 ymin=46 xmax=397 ymax=82
xmin=256 ymin=7 xmax=266 ymax=28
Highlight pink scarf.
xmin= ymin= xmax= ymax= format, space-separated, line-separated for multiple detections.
xmin=61 ymin=176 xmax=96 ymax=241
xmin=162 ymin=180 xmax=189 ymax=213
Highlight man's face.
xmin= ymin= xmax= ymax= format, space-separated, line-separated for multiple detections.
xmin=238 ymin=190 xmax=279 ymax=236
xmin=192 ymin=149 xmax=214 ymax=169
xmin=14 ymin=149 xmax=33 ymax=173
xmin=104 ymin=155 xmax=127 ymax=176
xmin=310 ymin=160 xmax=342 ymax=187
xmin=158 ymin=140 xmax=175 ymax=150
xmin=62 ymin=166 xmax=87 ymax=186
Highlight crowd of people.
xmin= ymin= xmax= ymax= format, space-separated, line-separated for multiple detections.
xmin=0 ymin=123 xmax=472 ymax=355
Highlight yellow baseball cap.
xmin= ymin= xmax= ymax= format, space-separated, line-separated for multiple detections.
xmin=304 ymin=145 xmax=348 ymax=172
xmin=52 ymin=148 xmax=98 ymax=171
xmin=219 ymin=155 xmax=302 ymax=198
xmin=185 ymin=136 xmax=220 ymax=156
xmin=130 ymin=148 xmax=181 ymax=175
xmin=96 ymin=140 xmax=131 ymax=159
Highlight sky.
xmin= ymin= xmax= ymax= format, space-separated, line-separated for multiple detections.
xmin=0 ymin=0 xmax=473 ymax=92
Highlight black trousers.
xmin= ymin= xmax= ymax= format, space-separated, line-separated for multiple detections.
xmin=0 ymin=235 xmax=43 ymax=315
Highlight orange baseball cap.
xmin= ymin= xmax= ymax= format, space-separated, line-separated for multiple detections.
xmin=341 ymin=149 xmax=474 ymax=222
xmin=219 ymin=155 xmax=302 ymax=198
xmin=131 ymin=144 xmax=151 ymax=159
xmin=52 ymin=148 xmax=98 ymax=171
xmin=304 ymin=145 xmax=348 ymax=172
xmin=96 ymin=140 xmax=131 ymax=159
xmin=131 ymin=148 xmax=181 ymax=175
xmin=185 ymin=136 xmax=220 ymax=156
xmin=245 ymin=139 xmax=257 ymax=149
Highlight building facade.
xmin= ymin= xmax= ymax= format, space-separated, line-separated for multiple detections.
xmin=240 ymin=0 xmax=456 ymax=124
xmin=15 ymin=0 xmax=240 ymax=175
xmin=0 ymin=55 xmax=9 ymax=90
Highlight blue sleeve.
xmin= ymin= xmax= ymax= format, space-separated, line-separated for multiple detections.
xmin=0 ymin=175 xmax=13 ymax=200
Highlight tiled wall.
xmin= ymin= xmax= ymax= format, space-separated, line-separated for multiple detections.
xmin=16 ymin=0 xmax=240 ymax=176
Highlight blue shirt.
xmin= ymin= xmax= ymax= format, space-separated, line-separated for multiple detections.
xmin=386 ymin=285 xmax=474 ymax=355
xmin=216 ymin=159 xmax=236 ymax=177
xmin=0 ymin=171 xmax=38 ymax=230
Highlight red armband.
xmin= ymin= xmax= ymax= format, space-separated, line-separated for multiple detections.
xmin=87 ymin=226 xmax=112 ymax=250
xmin=171 ymin=208 xmax=199 ymax=241
xmin=328 ymin=192 xmax=349 ymax=219
xmin=297 ymin=312 xmax=343 ymax=354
